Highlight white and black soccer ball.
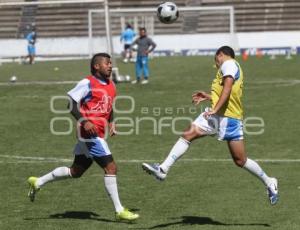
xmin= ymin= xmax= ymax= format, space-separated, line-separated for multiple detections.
xmin=10 ymin=75 xmax=17 ymax=83
xmin=157 ymin=2 xmax=179 ymax=24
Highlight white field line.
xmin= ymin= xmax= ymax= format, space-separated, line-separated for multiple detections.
xmin=0 ymin=154 xmax=300 ymax=164
xmin=0 ymin=95 xmax=44 ymax=99
xmin=0 ymin=79 xmax=299 ymax=87
xmin=0 ymin=81 xmax=78 ymax=86
xmin=250 ymin=79 xmax=300 ymax=84
xmin=247 ymin=79 xmax=300 ymax=89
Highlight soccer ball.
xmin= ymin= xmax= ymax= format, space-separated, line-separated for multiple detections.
xmin=10 ymin=75 xmax=17 ymax=83
xmin=157 ymin=2 xmax=179 ymax=24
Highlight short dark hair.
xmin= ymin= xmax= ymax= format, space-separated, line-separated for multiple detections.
xmin=139 ymin=27 xmax=146 ymax=32
xmin=126 ymin=23 xmax=132 ymax=29
xmin=90 ymin=53 xmax=111 ymax=75
xmin=216 ymin=46 xmax=235 ymax=58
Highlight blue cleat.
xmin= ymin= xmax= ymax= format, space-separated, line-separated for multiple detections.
xmin=142 ymin=163 xmax=167 ymax=181
xmin=267 ymin=178 xmax=278 ymax=205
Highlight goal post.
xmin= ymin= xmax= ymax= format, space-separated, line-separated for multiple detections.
xmin=0 ymin=1 xmax=236 ymax=61
xmin=0 ymin=0 xmax=112 ymax=61
xmin=88 ymin=4 xmax=113 ymax=58
xmin=0 ymin=0 xmax=105 ymax=6
xmin=88 ymin=5 xmax=237 ymax=58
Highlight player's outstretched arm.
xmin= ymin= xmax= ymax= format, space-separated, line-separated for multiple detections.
xmin=192 ymin=91 xmax=211 ymax=105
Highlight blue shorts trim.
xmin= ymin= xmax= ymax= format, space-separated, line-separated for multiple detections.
xmin=85 ymin=138 xmax=107 ymax=157
xmin=74 ymin=137 xmax=111 ymax=158
xmin=192 ymin=108 xmax=243 ymax=141
xmin=219 ymin=117 xmax=243 ymax=141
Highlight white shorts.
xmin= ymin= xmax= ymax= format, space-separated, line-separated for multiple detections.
xmin=73 ymin=137 xmax=112 ymax=158
xmin=192 ymin=108 xmax=243 ymax=141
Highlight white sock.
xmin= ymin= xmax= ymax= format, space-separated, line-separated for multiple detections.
xmin=160 ymin=137 xmax=190 ymax=173
xmin=104 ymin=175 xmax=124 ymax=213
xmin=36 ymin=166 xmax=71 ymax=188
xmin=243 ymin=158 xmax=271 ymax=186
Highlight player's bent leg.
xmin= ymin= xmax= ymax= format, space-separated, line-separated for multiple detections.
xmin=182 ymin=124 xmax=207 ymax=142
xmin=94 ymin=155 xmax=115 ymax=173
xmin=70 ymin=155 xmax=93 ymax=178
xmin=27 ymin=155 xmax=92 ymax=202
xmin=227 ymin=140 xmax=247 ymax=167
xmin=69 ymin=165 xmax=87 ymax=178
xmin=27 ymin=166 xmax=72 ymax=202
xmin=142 ymin=124 xmax=207 ymax=181
xmin=227 ymin=140 xmax=279 ymax=205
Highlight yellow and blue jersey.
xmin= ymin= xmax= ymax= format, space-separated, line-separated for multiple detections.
xmin=211 ymin=59 xmax=244 ymax=120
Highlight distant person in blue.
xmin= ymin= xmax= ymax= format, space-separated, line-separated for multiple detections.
xmin=120 ymin=23 xmax=136 ymax=63
xmin=26 ymin=27 xmax=37 ymax=64
xmin=131 ymin=27 xmax=156 ymax=85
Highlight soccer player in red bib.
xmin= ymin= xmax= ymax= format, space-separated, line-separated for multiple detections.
xmin=27 ymin=53 xmax=139 ymax=221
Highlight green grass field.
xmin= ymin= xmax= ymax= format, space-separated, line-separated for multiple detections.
xmin=1 ymin=56 xmax=300 ymax=230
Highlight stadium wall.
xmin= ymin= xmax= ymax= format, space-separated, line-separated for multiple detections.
xmin=1 ymin=31 xmax=300 ymax=59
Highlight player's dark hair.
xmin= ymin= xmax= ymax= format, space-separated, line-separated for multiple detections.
xmin=139 ymin=27 xmax=146 ymax=32
xmin=126 ymin=23 xmax=132 ymax=29
xmin=216 ymin=46 xmax=235 ymax=58
xmin=90 ymin=53 xmax=111 ymax=75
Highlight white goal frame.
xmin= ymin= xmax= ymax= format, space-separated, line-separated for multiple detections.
xmin=0 ymin=0 xmax=112 ymax=61
xmin=0 ymin=0 xmax=105 ymax=6
xmin=88 ymin=5 xmax=237 ymax=58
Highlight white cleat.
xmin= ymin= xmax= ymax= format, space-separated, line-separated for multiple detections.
xmin=131 ymin=80 xmax=139 ymax=84
xmin=142 ymin=163 xmax=167 ymax=181
xmin=141 ymin=80 xmax=149 ymax=84
xmin=267 ymin=177 xmax=279 ymax=205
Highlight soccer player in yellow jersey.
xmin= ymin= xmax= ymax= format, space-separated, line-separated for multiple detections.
xmin=142 ymin=46 xmax=278 ymax=205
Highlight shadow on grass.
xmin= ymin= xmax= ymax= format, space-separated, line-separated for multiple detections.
xmin=147 ymin=216 xmax=271 ymax=229
xmin=24 ymin=211 xmax=121 ymax=223
xmin=49 ymin=211 xmax=113 ymax=222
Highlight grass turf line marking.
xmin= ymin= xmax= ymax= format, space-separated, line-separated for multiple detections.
xmin=0 ymin=155 xmax=300 ymax=164
xmin=0 ymin=79 xmax=300 ymax=87
xmin=0 ymin=81 xmax=78 ymax=86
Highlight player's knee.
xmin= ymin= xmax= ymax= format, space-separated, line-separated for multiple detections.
xmin=233 ymin=158 xmax=246 ymax=167
xmin=70 ymin=167 xmax=85 ymax=178
xmin=104 ymin=162 xmax=117 ymax=175
xmin=182 ymin=131 xmax=189 ymax=139
xmin=182 ymin=125 xmax=204 ymax=142
xmin=182 ymin=128 xmax=195 ymax=142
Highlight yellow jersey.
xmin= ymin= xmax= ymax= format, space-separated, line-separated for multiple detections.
xmin=211 ymin=59 xmax=244 ymax=119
